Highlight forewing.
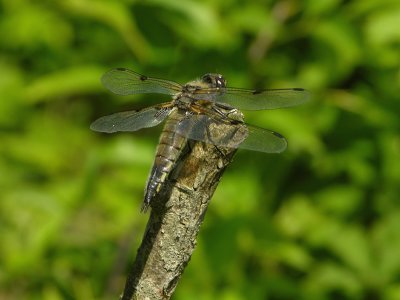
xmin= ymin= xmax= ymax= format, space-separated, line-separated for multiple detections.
xmin=101 ymin=68 xmax=182 ymax=96
xmin=191 ymin=87 xmax=309 ymax=110
xmin=90 ymin=105 xmax=173 ymax=133
xmin=175 ymin=114 xmax=287 ymax=153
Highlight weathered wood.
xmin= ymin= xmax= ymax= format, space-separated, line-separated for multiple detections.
xmin=120 ymin=131 xmax=243 ymax=299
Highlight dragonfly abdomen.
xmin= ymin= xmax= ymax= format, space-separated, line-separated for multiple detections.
xmin=142 ymin=114 xmax=187 ymax=211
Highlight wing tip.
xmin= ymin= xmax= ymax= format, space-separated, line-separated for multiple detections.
xmin=272 ymin=132 xmax=288 ymax=153
xmin=90 ymin=120 xmax=115 ymax=133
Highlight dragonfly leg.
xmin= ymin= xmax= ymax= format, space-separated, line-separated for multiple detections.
xmin=212 ymin=105 xmax=244 ymax=124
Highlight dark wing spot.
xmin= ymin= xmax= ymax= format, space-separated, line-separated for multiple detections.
xmin=115 ymin=67 xmax=127 ymax=71
xmin=140 ymin=75 xmax=148 ymax=81
xmin=252 ymin=90 xmax=263 ymax=95
xmin=272 ymin=131 xmax=284 ymax=138
xmin=293 ymin=88 xmax=305 ymax=91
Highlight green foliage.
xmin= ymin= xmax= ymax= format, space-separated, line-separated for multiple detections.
xmin=1 ymin=0 xmax=400 ymax=299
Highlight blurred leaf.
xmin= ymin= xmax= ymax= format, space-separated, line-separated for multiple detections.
xmin=312 ymin=18 xmax=361 ymax=80
xmin=275 ymin=242 xmax=313 ymax=271
xmin=0 ymin=4 xmax=73 ymax=50
xmin=372 ymin=212 xmax=400 ymax=282
xmin=304 ymin=262 xmax=362 ymax=298
xmin=25 ymin=66 xmax=104 ymax=103
xmin=59 ymin=0 xmax=152 ymax=61
xmin=1 ymin=189 xmax=64 ymax=273
xmin=365 ymin=8 xmax=400 ymax=46
xmin=364 ymin=7 xmax=400 ymax=67
xmin=0 ymin=62 xmax=25 ymax=127
xmin=328 ymin=226 xmax=371 ymax=276
xmin=147 ymin=0 xmax=236 ymax=49
xmin=314 ymin=185 xmax=363 ymax=216
xmin=213 ymin=170 xmax=260 ymax=217
xmin=304 ymin=0 xmax=342 ymax=15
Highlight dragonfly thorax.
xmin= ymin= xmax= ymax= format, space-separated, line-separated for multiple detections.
xmin=178 ymin=74 xmax=227 ymax=102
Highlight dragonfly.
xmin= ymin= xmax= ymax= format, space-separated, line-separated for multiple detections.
xmin=91 ymin=68 xmax=309 ymax=211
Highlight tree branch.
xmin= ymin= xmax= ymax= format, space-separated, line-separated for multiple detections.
xmin=120 ymin=125 xmax=244 ymax=299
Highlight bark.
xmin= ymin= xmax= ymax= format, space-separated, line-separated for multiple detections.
xmin=120 ymin=123 xmax=246 ymax=300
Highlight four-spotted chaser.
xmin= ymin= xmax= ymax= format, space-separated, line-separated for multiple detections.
xmin=91 ymin=68 xmax=309 ymax=211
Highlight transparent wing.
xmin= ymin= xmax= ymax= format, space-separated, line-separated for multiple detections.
xmin=191 ymin=87 xmax=309 ymax=110
xmin=175 ymin=114 xmax=287 ymax=153
xmin=90 ymin=105 xmax=173 ymax=133
xmin=101 ymin=68 xmax=182 ymax=96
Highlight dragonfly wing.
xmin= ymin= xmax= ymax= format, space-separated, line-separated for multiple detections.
xmin=238 ymin=123 xmax=287 ymax=153
xmin=90 ymin=105 xmax=173 ymax=133
xmin=214 ymin=87 xmax=309 ymax=110
xmin=175 ymin=114 xmax=287 ymax=153
xmin=101 ymin=68 xmax=182 ymax=96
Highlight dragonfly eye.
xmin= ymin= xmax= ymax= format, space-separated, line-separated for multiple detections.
xmin=201 ymin=74 xmax=226 ymax=88
xmin=201 ymin=74 xmax=213 ymax=84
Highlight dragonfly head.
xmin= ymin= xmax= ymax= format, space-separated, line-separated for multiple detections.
xmin=201 ymin=73 xmax=226 ymax=89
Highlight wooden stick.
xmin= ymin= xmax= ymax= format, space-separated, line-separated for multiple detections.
xmin=120 ymin=135 xmax=241 ymax=299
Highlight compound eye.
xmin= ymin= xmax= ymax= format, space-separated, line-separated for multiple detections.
xmin=202 ymin=74 xmax=213 ymax=84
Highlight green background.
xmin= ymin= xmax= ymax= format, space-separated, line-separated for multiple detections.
xmin=1 ymin=0 xmax=400 ymax=299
